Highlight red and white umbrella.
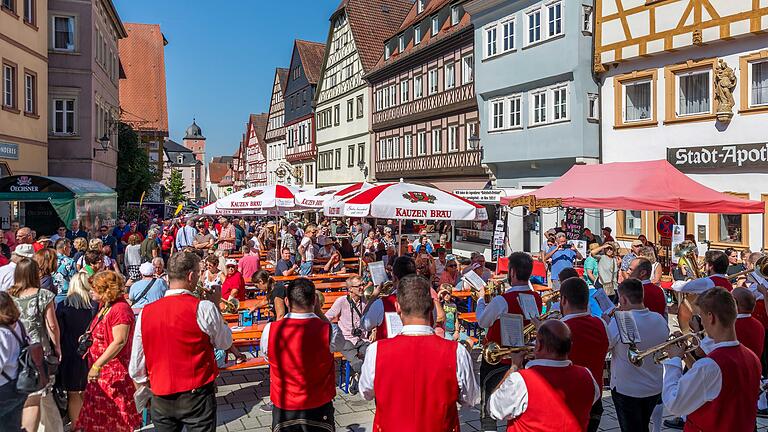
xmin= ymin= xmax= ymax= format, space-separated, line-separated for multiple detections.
xmin=211 ymin=184 xmax=301 ymax=212
xmin=324 ymin=182 xmax=487 ymax=221
xmin=295 ymin=183 xmax=373 ymax=209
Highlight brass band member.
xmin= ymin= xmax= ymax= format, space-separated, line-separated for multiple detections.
xmin=732 ymin=288 xmax=765 ymax=362
xmin=260 ymin=278 xmax=341 ymax=431
xmin=629 ymin=258 xmax=667 ymax=318
xmin=559 ymin=277 xmax=609 ymax=432
xmin=607 ymin=278 xmax=669 ymax=432
xmin=745 ymin=252 xmax=768 ymax=378
xmin=476 ymin=252 xmax=542 ymax=432
xmin=489 ymin=320 xmax=600 ymax=431
xmin=662 ymin=288 xmax=761 ymax=431
xmin=672 ymin=250 xmax=733 ymax=294
xmin=359 ymin=275 xmax=479 ymax=432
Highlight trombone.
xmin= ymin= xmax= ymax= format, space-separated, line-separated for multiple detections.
xmin=627 ymin=331 xmax=704 ymax=367
xmin=482 ymin=342 xmax=534 ymax=365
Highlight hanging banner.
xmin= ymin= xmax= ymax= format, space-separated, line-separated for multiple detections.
xmin=492 ymin=220 xmax=505 ymax=261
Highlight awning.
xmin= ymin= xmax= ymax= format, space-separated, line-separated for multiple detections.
xmin=501 ymin=160 xmax=765 ymax=214
xmin=0 ymin=175 xmax=117 ymax=229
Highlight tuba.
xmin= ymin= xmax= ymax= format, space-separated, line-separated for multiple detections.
xmin=482 ymin=342 xmax=534 ymax=365
xmin=675 ymin=244 xmax=703 ymax=280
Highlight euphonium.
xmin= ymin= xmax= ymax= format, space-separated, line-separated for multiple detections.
xmin=627 ymin=331 xmax=704 ymax=366
xmin=675 ymin=244 xmax=703 ymax=280
xmin=482 ymin=342 xmax=534 ymax=365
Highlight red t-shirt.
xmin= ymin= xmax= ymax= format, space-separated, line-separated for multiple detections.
xmin=161 ymin=234 xmax=174 ymax=252
xmin=222 ymin=272 xmax=245 ymax=301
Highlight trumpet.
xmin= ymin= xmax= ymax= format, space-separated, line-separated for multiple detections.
xmin=482 ymin=342 xmax=534 ymax=365
xmin=541 ymin=290 xmax=560 ymax=305
xmin=728 ymin=256 xmax=768 ymax=281
xmin=220 ymin=298 xmax=240 ymax=314
xmin=627 ymin=331 xmax=704 ymax=366
xmin=521 ymin=309 xmax=562 ymax=339
xmin=472 ymin=278 xmax=506 ymax=303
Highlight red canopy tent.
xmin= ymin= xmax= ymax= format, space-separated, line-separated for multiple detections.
xmin=501 ymin=160 xmax=765 ymax=214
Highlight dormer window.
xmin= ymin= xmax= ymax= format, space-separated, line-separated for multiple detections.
xmin=177 ymin=155 xmax=184 ymax=164
xmin=414 ymin=25 xmax=422 ymax=45
xmin=417 ymin=0 xmax=425 ymax=14
xmin=398 ymin=34 xmax=405 ymax=52
xmin=385 ymin=44 xmax=391 ymax=60
xmin=431 ymin=16 xmax=439 ymax=35
xmin=451 ymin=5 xmax=460 ymax=25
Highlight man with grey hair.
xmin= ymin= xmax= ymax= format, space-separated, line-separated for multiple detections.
xmin=175 ymin=217 xmax=197 ymax=251
xmin=544 ymin=232 xmax=583 ymax=291
xmin=325 ymin=275 xmax=369 ymax=393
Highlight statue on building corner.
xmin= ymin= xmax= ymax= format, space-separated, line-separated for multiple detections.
xmin=714 ymin=59 xmax=737 ymax=122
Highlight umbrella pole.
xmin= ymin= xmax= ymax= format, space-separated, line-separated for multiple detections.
xmin=398 ymin=219 xmax=402 ymax=257
xmin=358 ymin=221 xmax=365 ymax=276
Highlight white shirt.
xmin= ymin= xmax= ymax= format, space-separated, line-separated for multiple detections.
xmin=661 ymin=340 xmax=739 ymax=416
xmin=260 ymin=312 xmax=342 ymax=359
xmin=299 ymin=237 xmax=314 ymax=263
xmin=0 ymin=262 xmax=16 ymax=291
xmin=489 ymin=359 xmax=601 ymax=421
xmin=0 ymin=322 xmax=25 ymax=386
xmin=129 ymin=289 xmax=233 ymax=384
xmin=607 ymin=308 xmax=670 ymax=397
xmin=435 ymin=258 xmax=446 ymax=278
xmin=358 ymin=325 xmax=479 ymax=406
xmin=476 ymin=285 xmax=534 ymax=329
xmin=361 ymin=290 xmax=398 ymax=332
xmin=747 ymin=272 xmax=768 ymax=301
xmin=671 ymin=274 xmax=728 ymax=294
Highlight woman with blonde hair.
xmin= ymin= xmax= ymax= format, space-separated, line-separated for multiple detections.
xmin=8 ymin=258 xmax=62 ymax=432
xmin=123 ymin=234 xmax=142 ymax=281
xmin=75 ymin=271 xmax=139 ymax=431
xmin=72 ymin=237 xmax=88 ymax=268
xmin=34 ymin=247 xmax=58 ymax=294
xmin=638 ymin=245 xmax=662 ymax=284
xmin=55 ymin=272 xmax=98 ymax=426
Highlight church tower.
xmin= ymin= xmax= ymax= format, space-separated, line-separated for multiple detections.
xmin=183 ymin=119 xmax=206 ymax=202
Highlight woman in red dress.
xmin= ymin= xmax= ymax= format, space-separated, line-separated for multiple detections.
xmin=75 ymin=270 xmax=140 ymax=432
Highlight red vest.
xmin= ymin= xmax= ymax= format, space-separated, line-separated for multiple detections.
xmin=752 ymin=299 xmax=768 ymax=329
xmin=735 ymin=316 xmax=765 ymax=363
xmin=485 ymin=290 xmax=543 ymax=346
xmin=508 ymin=364 xmax=595 ymax=432
xmin=709 ymin=276 xmax=733 ymax=292
xmin=643 ymin=282 xmax=667 ymax=316
xmin=375 ymin=294 xmax=398 ymax=340
xmin=141 ymin=294 xmax=218 ymax=396
xmin=564 ymin=315 xmax=609 ymax=389
xmin=373 ymin=335 xmax=459 ymax=432
xmin=684 ymin=344 xmax=760 ymax=432
xmin=267 ymin=317 xmax=335 ymax=411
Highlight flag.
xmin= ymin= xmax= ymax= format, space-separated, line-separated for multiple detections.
xmin=139 ymin=191 xmax=146 ymax=207
xmin=174 ymin=203 xmax=184 ymax=216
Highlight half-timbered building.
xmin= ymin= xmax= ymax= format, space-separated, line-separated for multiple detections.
xmin=596 ymin=0 xmax=768 ymax=252
xmin=315 ymin=0 xmax=411 ymax=186
xmin=243 ymin=113 xmax=268 ymax=188
xmin=265 ymin=68 xmax=291 ymax=185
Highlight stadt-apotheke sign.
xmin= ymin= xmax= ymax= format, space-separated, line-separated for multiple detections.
xmin=668 ymin=143 xmax=768 ymax=173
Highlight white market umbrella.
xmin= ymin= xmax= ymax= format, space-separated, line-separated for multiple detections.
xmin=295 ymin=184 xmax=354 ymax=209
xmin=212 ymin=184 xmax=301 ymax=212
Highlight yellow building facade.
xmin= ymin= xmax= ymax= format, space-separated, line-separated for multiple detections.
xmin=0 ymin=0 xmax=48 ymax=176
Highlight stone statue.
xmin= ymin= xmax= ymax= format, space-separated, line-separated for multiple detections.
xmin=714 ymin=59 xmax=737 ymax=121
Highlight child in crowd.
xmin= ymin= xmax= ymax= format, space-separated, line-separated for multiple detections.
xmin=438 ymin=284 xmax=460 ymax=341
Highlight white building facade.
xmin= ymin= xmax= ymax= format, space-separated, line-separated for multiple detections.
xmin=596 ymin=0 xmax=768 ymax=252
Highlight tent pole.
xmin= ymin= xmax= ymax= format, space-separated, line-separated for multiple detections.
xmin=398 ymin=219 xmax=402 ymax=257
xmin=538 ymin=208 xmax=544 ymax=260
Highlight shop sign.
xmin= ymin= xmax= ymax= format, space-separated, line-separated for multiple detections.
xmin=453 ymin=189 xmax=504 ymax=204
xmin=7 ymin=176 xmax=39 ymax=192
xmin=0 ymin=142 xmax=19 ymax=160
xmin=667 ymin=143 xmax=768 ymax=173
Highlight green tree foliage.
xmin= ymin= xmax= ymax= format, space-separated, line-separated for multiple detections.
xmin=116 ymin=122 xmax=154 ymax=206
xmin=166 ymin=168 xmax=187 ymax=207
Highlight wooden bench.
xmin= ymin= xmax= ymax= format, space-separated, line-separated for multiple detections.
xmin=458 ymin=312 xmax=479 ymax=337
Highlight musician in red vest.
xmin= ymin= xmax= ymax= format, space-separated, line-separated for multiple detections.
xmin=746 ymin=252 xmax=768 ymax=379
xmin=476 ymin=252 xmax=542 ymax=432
xmin=489 ymin=319 xmax=600 ymax=432
xmin=259 ymin=277 xmax=340 ymax=431
xmin=732 ymin=288 xmax=765 ymax=361
xmin=559 ymin=277 xmax=609 ymax=432
xmin=662 ymin=287 xmax=761 ymax=431
xmin=672 ymin=250 xmax=733 ymax=294
xmin=359 ymin=274 xmax=479 ymax=432
xmin=128 ymin=251 xmax=233 ymax=431
xmin=630 ymin=258 xmax=667 ymax=318
xmin=361 ymin=256 xmax=444 ymax=340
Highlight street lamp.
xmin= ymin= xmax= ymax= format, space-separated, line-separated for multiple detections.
xmin=357 ymin=160 xmax=369 ymax=178
xmin=468 ymin=134 xmax=481 ymax=151
xmin=94 ymin=133 xmax=110 ymax=157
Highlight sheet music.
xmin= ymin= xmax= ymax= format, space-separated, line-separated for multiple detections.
xmin=384 ymin=312 xmax=403 ymax=338
xmin=499 ymin=313 xmax=525 ymax=347
xmin=614 ymin=311 xmax=641 ymax=344
xmin=463 ymin=270 xmax=486 ymax=291
xmin=517 ymin=294 xmax=540 ymax=320
xmin=368 ymin=261 xmax=388 ymax=286
xmin=593 ymin=289 xmax=616 ymax=315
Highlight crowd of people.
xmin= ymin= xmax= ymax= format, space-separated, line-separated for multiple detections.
xmin=0 ymin=214 xmax=765 ymax=432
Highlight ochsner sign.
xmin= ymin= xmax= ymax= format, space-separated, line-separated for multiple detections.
xmin=668 ymin=143 xmax=768 ymax=173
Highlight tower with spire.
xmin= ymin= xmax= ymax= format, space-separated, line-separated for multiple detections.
xmin=183 ymin=119 xmax=206 ymax=202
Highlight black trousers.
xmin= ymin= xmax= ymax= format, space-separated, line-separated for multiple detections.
xmin=480 ymin=359 xmax=510 ymax=431
xmin=587 ymin=398 xmax=604 ymax=432
xmin=761 ymin=328 xmax=768 ymax=378
xmin=611 ymin=389 xmax=660 ymax=432
xmin=151 ymin=382 xmax=217 ymax=432
xmin=272 ymin=401 xmax=335 ymax=432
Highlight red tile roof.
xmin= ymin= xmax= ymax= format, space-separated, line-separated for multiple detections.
xmin=295 ymin=40 xmax=327 ymax=85
xmin=340 ymin=0 xmax=412 ymax=73
xmin=276 ymin=68 xmax=289 ymax=93
xmin=208 ymin=162 xmax=229 ymax=184
xmin=249 ymin=113 xmax=269 ymax=157
xmin=119 ymin=23 xmax=169 ymax=135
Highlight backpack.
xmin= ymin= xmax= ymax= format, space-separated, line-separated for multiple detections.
xmin=1 ymin=323 xmax=47 ymax=394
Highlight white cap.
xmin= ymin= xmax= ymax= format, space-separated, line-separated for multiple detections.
xmin=139 ymin=262 xmax=155 ymax=276
xmin=13 ymin=244 xmax=34 ymax=258
xmin=225 ymin=259 xmax=238 ymax=267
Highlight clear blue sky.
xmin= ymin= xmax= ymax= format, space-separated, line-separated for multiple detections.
xmin=113 ymin=0 xmax=338 ymax=159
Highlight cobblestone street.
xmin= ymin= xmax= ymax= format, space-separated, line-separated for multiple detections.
xmin=135 ymin=363 xmax=768 ymax=432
